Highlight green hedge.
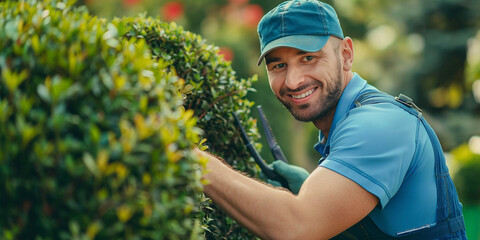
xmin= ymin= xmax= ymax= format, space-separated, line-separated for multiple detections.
xmin=0 ymin=0 xmax=260 ymax=239
xmin=0 ymin=1 xmax=203 ymax=239
xmin=114 ymin=15 xmax=261 ymax=240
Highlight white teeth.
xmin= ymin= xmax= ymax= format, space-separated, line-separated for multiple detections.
xmin=292 ymin=89 xmax=315 ymax=99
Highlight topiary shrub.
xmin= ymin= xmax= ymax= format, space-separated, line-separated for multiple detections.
xmin=0 ymin=0 xmax=205 ymax=239
xmin=115 ymin=16 xmax=262 ymax=239
xmin=1 ymin=0 xmax=262 ymax=239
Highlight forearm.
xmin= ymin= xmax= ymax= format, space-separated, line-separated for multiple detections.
xmin=196 ymin=149 xmax=378 ymax=240
xmin=198 ymin=150 xmax=301 ymax=239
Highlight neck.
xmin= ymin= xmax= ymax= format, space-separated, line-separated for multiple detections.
xmin=312 ymin=111 xmax=335 ymax=139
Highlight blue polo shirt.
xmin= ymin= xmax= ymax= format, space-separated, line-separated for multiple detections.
xmin=314 ymin=74 xmax=437 ymax=236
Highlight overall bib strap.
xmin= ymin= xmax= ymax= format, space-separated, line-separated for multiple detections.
xmin=332 ymin=91 xmax=466 ymax=240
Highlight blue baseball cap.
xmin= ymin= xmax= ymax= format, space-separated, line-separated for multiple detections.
xmin=257 ymin=0 xmax=344 ymax=65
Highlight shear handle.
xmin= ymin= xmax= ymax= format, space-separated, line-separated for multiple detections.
xmin=232 ymin=112 xmax=289 ymax=189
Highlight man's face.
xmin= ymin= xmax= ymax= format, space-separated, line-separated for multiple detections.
xmin=265 ymin=39 xmax=343 ymax=122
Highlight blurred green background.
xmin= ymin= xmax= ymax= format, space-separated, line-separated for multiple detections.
xmin=81 ymin=0 xmax=480 ymax=238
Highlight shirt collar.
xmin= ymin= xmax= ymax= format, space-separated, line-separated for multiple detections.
xmin=314 ymin=73 xmax=368 ymax=156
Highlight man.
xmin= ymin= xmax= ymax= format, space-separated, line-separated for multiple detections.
xmin=195 ymin=0 xmax=467 ymax=239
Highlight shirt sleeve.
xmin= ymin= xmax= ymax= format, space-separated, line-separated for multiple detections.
xmin=320 ymin=103 xmax=419 ymax=208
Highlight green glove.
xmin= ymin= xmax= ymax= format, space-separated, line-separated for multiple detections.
xmin=263 ymin=160 xmax=310 ymax=194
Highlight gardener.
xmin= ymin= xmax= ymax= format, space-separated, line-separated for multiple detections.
xmin=195 ymin=0 xmax=467 ymax=239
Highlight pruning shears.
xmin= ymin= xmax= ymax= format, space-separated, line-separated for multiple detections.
xmin=232 ymin=106 xmax=289 ymax=190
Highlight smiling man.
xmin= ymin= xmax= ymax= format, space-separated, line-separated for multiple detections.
xmin=196 ymin=0 xmax=467 ymax=239
xmin=264 ymin=40 xmax=345 ymax=135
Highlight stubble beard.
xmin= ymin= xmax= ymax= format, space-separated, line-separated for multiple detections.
xmin=278 ymin=59 xmax=343 ymax=122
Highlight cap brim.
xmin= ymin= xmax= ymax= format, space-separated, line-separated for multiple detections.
xmin=257 ymin=35 xmax=330 ymax=66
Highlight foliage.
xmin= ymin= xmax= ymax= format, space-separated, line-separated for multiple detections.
xmin=0 ymin=0 xmax=205 ymax=239
xmin=452 ymin=144 xmax=480 ymax=205
xmin=116 ymin=15 xmax=261 ymax=239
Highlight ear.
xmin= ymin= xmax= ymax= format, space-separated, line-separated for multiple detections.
xmin=341 ymin=37 xmax=354 ymax=71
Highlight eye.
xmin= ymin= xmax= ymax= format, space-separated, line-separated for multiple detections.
xmin=302 ymin=55 xmax=315 ymax=62
xmin=271 ymin=63 xmax=287 ymax=70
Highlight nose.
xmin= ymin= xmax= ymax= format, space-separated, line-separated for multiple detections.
xmin=284 ymin=65 xmax=305 ymax=90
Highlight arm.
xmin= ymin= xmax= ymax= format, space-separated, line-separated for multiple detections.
xmin=197 ymin=149 xmax=379 ymax=240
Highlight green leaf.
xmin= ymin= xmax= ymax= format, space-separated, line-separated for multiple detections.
xmin=37 ymin=84 xmax=51 ymax=102
xmin=0 ymin=100 xmax=12 ymax=123
xmin=1 ymin=68 xmax=28 ymax=93
xmin=83 ymin=152 xmax=99 ymax=177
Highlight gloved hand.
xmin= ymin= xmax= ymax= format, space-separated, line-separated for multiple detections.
xmin=261 ymin=160 xmax=310 ymax=194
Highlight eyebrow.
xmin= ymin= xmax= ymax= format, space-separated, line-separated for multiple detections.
xmin=264 ymin=50 xmax=310 ymax=65
xmin=265 ymin=56 xmax=280 ymax=65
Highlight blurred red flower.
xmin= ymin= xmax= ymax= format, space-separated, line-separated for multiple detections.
xmin=218 ymin=47 xmax=234 ymax=61
xmin=243 ymin=4 xmax=264 ymax=28
xmin=162 ymin=2 xmax=184 ymax=22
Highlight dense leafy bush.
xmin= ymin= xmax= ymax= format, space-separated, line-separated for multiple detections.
xmin=0 ymin=0 xmax=261 ymax=239
xmin=115 ymin=16 xmax=261 ymax=239
xmin=0 ymin=1 xmax=204 ymax=239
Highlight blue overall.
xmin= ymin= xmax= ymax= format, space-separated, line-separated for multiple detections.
xmin=329 ymin=91 xmax=467 ymax=240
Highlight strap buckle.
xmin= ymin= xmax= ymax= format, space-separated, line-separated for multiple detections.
xmin=395 ymin=94 xmax=422 ymax=113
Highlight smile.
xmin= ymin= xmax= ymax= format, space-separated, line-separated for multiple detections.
xmin=291 ymin=88 xmax=316 ymax=99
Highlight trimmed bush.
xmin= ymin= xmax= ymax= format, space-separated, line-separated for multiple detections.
xmin=0 ymin=0 xmax=204 ymax=239
xmin=1 ymin=0 xmax=261 ymax=239
xmin=115 ymin=15 xmax=261 ymax=240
